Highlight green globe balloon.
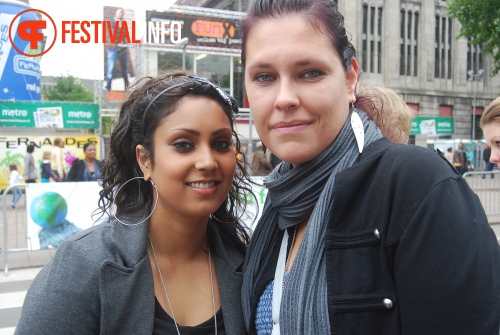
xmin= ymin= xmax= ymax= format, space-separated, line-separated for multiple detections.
xmin=30 ymin=192 xmax=68 ymax=229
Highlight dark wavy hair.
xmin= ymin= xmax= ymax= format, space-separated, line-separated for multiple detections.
xmin=240 ymin=0 xmax=356 ymax=71
xmin=96 ymin=70 xmax=252 ymax=250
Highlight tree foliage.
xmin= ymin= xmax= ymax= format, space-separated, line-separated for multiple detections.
xmin=448 ymin=0 xmax=500 ymax=76
xmin=43 ymin=75 xmax=94 ymax=102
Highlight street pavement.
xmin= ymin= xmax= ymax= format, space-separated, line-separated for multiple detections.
xmin=0 ymin=268 xmax=42 ymax=335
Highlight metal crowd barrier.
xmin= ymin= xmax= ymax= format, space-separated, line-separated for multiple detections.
xmin=463 ymin=171 xmax=500 ymax=216
xmin=1 ymin=184 xmax=29 ymax=276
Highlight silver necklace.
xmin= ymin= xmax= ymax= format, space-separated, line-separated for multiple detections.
xmin=149 ymin=236 xmax=217 ymax=335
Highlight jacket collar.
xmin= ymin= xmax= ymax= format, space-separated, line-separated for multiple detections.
xmin=111 ymin=210 xmax=150 ymax=267
xmin=358 ymin=137 xmax=393 ymax=162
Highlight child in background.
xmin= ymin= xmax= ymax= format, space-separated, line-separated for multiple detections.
xmin=41 ymin=151 xmax=59 ymax=183
xmin=9 ymin=162 xmax=23 ymax=208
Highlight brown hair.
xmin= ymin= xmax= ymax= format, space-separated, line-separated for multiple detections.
xmin=240 ymin=0 xmax=356 ymax=71
xmin=480 ymin=96 xmax=500 ymax=129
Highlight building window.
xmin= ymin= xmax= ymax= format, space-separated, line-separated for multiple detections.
xmin=447 ymin=18 xmax=452 ymax=79
xmin=407 ymin=11 xmax=412 ymax=76
xmin=362 ymin=4 xmax=383 ymax=74
xmin=407 ymin=103 xmax=419 ymax=115
xmin=414 ymin=12 xmax=419 ymax=76
xmin=370 ymin=6 xmax=375 ymax=72
xmin=377 ymin=7 xmax=382 ymax=73
xmin=400 ymin=8 xmax=419 ymax=77
xmin=434 ymin=14 xmax=452 ymax=79
xmin=439 ymin=105 xmax=453 ymax=116
xmin=467 ymin=41 xmax=483 ymax=79
xmin=435 ymin=15 xmax=440 ymax=78
xmin=362 ymin=5 xmax=368 ymax=71
xmin=400 ymin=10 xmax=405 ymax=75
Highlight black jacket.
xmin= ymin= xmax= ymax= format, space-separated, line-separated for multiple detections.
xmin=66 ymin=159 xmax=103 ymax=182
xmin=247 ymin=138 xmax=500 ymax=334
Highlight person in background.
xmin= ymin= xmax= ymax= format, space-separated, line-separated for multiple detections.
xmin=252 ymin=141 xmax=273 ymax=176
xmin=356 ymin=84 xmax=414 ymax=144
xmin=465 ymin=147 xmax=474 ymax=171
xmin=482 ymin=145 xmax=495 ymax=179
xmin=452 ymin=142 xmax=466 ymax=175
xmin=23 ymin=144 xmax=38 ymax=183
xmin=41 ymin=151 xmax=59 ymax=183
xmin=480 ymin=96 xmax=500 ymax=178
xmin=66 ymin=142 xmax=103 ymax=182
xmin=16 ymin=72 xmax=253 ymax=334
xmin=9 ymin=162 xmax=23 ymax=208
xmin=239 ymin=0 xmax=500 ymax=334
xmin=444 ymin=147 xmax=453 ymax=163
xmin=50 ymin=138 xmax=65 ymax=181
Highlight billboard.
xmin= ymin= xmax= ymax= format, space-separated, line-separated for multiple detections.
xmin=0 ymin=135 xmax=101 ymax=189
xmin=103 ymin=6 xmax=136 ymax=92
xmin=0 ymin=0 xmax=42 ymax=100
xmin=26 ymin=182 xmax=103 ymax=249
xmin=0 ymin=100 xmax=99 ymax=128
xmin=145 ymin=10 xmax=242 ymax=49
xmin=23 ymin=176 xmax=264 ymax=250
xmin=411 ymin=116 xmax=455 ymax=136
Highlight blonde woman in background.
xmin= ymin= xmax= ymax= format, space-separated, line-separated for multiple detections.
xmin=356 ymin=84 xmax=414 ymax=144
xmin=480 ymin=96 xmax=500 ymax=166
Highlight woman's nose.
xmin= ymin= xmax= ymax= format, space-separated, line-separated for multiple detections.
xmin=195 ymin=147 xmax=218 ymax=170
xmin=274 ymin=79 xmax=300 ymax=112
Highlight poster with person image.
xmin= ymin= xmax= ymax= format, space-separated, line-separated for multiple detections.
xmin=103 ymin=6 xmax=137 ymax=92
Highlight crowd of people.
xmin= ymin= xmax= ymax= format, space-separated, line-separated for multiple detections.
xmin=14 ymin=0 xmax=500 ymax=334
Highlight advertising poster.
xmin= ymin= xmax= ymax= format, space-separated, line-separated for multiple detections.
xmin=0 ymin=1 xmax=42 ymax=100
xmin=0 ymin=101 xmax=99 ymax=129
xmin=145 ymin=10 xmax=242 ymax=49
xmin=23 ymin=177 xmax=266 ymax=250
xmin=0 ymin=135 xmax=101 ymax=189
xmin=410 ymin=116 xmax=455 ymax=136
xmin=103 ymin=6 xmax=136 ymax=92
xmin=25 ymin=182 xmax=103 ymax=250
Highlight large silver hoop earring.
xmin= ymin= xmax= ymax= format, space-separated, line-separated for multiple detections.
xmin=112 ymin=176 xmax=158 ymax=226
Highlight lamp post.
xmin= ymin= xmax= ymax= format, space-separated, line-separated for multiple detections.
xmin=467 ymin=69 xmax=484 ymax=140
xmin=176 ymin=37 xmax=189 ymax=71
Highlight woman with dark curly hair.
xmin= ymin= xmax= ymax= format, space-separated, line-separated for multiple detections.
xmin=16 ymin=71 xmax=253 ymax=335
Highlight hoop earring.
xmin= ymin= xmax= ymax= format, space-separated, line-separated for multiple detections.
xmin=210 ymin=213 xmax=237 ymax=224
xmin=112 ymin=176 xmax=158 ymax=226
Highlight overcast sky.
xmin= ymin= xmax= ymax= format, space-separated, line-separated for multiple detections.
xmin=29 ymin=0 xmax=175 ymax=80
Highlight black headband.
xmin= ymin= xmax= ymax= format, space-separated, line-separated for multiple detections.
xmin=142 ymin=76 xmax=239 ymax=135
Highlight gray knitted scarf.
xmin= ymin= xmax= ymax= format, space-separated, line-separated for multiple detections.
xmin=242 ymin=109 xmax=382 ymax=334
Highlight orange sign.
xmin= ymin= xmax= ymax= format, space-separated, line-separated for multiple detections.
xmin=191 ymin=20 xmax=235 ymax=39
xmin=106 ymin=91 xmax=130 ymax=101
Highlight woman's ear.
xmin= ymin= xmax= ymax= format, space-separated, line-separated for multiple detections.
xmin=136 ymin=145 xmax=152 ymax=180
xmin=346 ymin=58 xmax=359 ymax=103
